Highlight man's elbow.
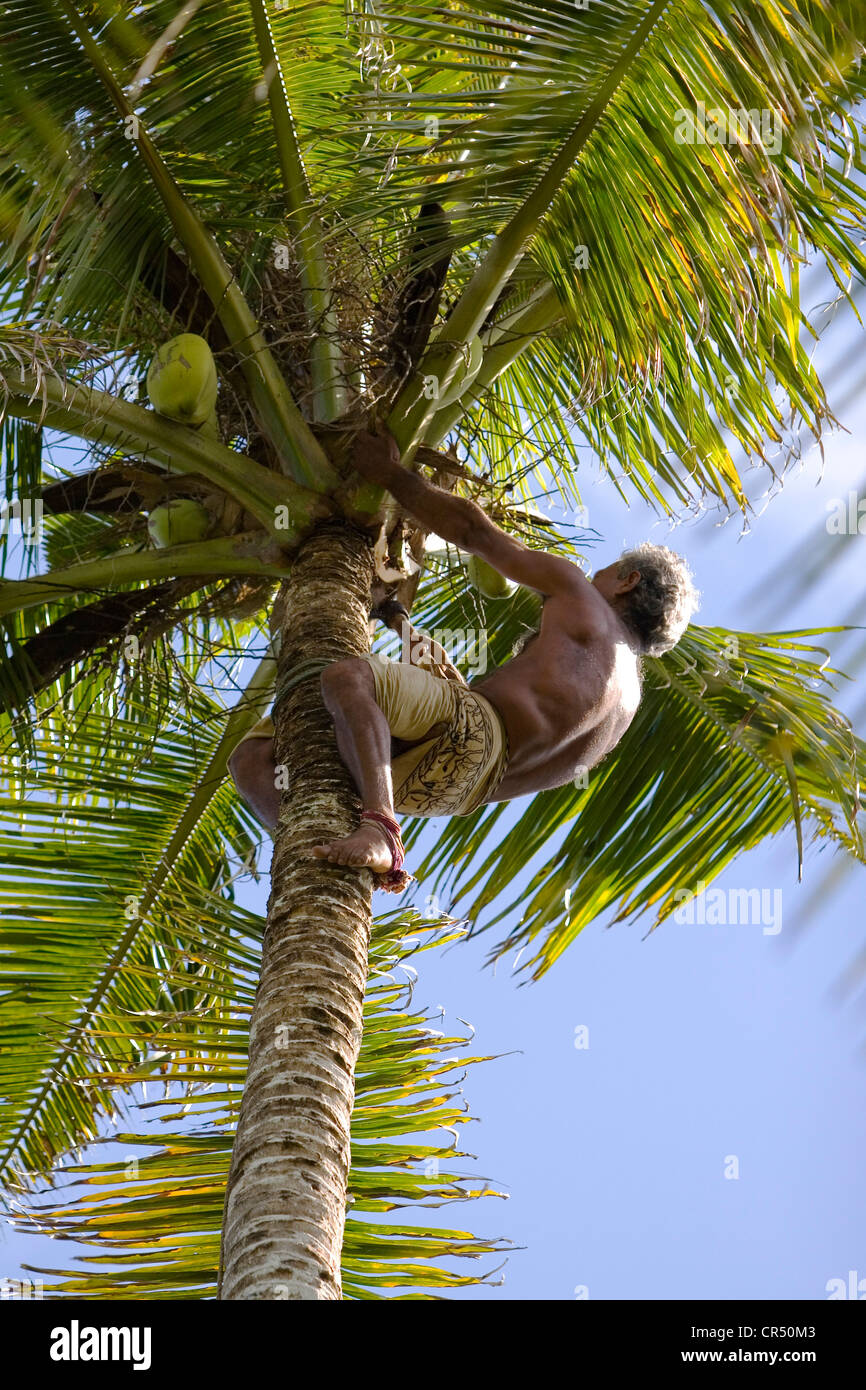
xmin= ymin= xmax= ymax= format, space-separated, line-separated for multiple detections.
xmin=454 ymin=499 xmax=494 ymax=552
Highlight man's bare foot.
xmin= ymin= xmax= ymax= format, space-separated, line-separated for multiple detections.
xmin=311 ymin=822 xmax=406 ymax=892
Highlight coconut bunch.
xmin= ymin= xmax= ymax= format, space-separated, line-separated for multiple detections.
xmin=143 ymin=332 xmax=234 ymax=549
xmin=140 ymin=220 xmax=516 ymax=608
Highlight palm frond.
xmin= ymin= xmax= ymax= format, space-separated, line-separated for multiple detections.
xmin=15 ymin=913 xmax=509 ymax=1299
xmin=402 ymin=573 xmax=863 ymax=976
xmin=0 ymin=659 xmax=273 ymax=1187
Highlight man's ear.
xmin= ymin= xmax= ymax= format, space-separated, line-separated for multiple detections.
xmin=619 ymin=568 xmax=641 ymax=594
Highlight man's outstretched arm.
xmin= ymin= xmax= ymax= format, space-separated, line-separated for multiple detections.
xmin=354 ymin=429 xmax=593 ymax=602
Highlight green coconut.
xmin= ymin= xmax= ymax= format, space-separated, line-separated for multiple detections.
xmin=147 ymin=498 xmax=211 ymax=549
xmin=147 ymin=333 xmax=218 ymax=427
xmin=466 ymin=554 xmax=516 ymax=600
xmin=421 ymin=331 xmax=484 ymax=408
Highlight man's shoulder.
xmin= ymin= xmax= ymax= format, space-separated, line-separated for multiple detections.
xmin=545 ymin=591 xmax=626 ymax=648
xmin=562 ymin=617 xmax=643 ymax=710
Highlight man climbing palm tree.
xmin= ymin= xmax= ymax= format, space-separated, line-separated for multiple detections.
xmin=229 ymin=430 xmax=699 ymax=889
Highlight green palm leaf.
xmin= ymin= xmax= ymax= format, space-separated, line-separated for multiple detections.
xmin=16 ymin=913 xmax=509 ymax=1299
xmin=403 ymin=573 xmax=862 ymax=976
xmin=2 ymin=2 xmax=863 ymax=515
xmin=0 ymin=660 xmax=273 ymax=1186
xmin=0 ymin=0 xmax=864 ymax=1296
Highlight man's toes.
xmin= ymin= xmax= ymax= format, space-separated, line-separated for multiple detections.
xmin=312 ymin=843 xmax=340 ymax=861
xmin=310 ymin=830 xmax=395 ymax=875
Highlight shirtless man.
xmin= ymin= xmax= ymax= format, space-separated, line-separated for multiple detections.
xmin=229 ymin=430 xmax=698 ymax=889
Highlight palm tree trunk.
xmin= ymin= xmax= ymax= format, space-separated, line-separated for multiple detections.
xmin=219 ymin=521 xmax=375 ymax=1300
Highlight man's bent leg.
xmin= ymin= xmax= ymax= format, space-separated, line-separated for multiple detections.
xmin=312 ymin=657 xmax=404 ymax=888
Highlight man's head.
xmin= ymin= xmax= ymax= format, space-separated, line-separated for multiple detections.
xmin=592 ymin=543 xmax=699 ymax=656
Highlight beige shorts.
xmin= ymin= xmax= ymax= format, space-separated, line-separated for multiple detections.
xmin=236 ymin=653 xmax=508 ymax=818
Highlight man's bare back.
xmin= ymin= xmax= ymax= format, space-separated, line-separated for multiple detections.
xmin=470 ymin=595 xmax=642 ymax=802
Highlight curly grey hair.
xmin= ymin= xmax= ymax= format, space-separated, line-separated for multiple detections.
xmin=616 ymin=543 xmax=699 ymax=656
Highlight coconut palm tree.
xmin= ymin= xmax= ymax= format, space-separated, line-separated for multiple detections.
xmin=1 ymin=0 xmax=865 ymax=1298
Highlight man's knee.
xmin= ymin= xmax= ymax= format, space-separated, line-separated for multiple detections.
xmin=320 ymin=657 xmax=374 ymax=711
xmin=228 ymin=735 xmax=274 ymax=790
xmin=228 ymin=735 xmax=280 ymax=832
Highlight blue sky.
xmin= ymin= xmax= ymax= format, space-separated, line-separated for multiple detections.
xmin=2 ymin=277 xmax=864 ymax=1301
xmin=384 ymin=280 xmax=866 ymax=1300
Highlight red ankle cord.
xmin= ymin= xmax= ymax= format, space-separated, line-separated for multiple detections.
xmin=360 ymin=810 xmax=411 ymax=889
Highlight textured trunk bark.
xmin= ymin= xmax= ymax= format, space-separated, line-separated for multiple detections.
xmin=220 ymin=521 xmax=375 ymax=1300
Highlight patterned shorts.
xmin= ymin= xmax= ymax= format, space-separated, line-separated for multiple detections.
xmin=235 ymin=653 xmax=509 ymax=818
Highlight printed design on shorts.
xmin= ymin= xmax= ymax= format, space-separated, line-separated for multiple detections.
xmin=394 ymin=689 xmax=504 ymax=816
